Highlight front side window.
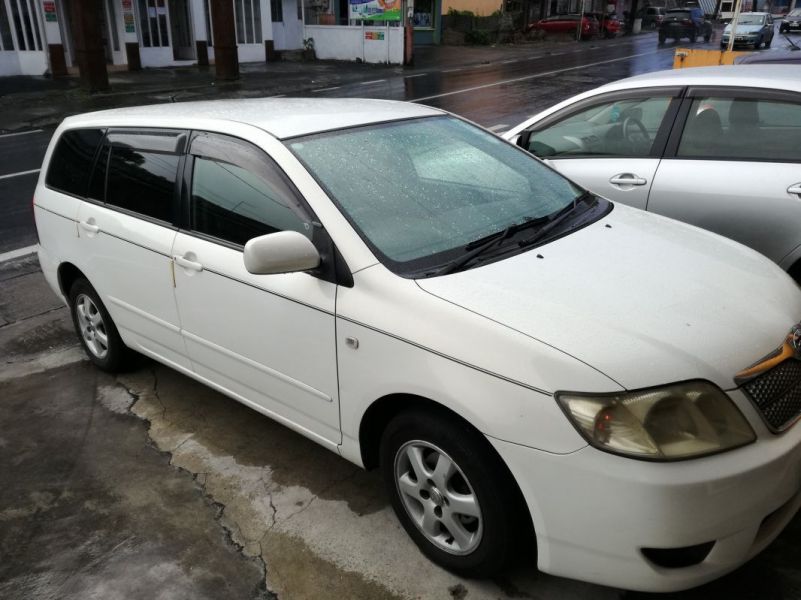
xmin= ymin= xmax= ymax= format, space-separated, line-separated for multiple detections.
xmin=677 ymin=96 xmax=801 ymax=162
xmin=189 ymin=133 xmax=312 ymax=247
xmin=46 ymin=129 xmax=105 ymax=197
xmin=526 ymin=95 xmax=673 ymax=158
xmin=289 ymin=116 xmax=587 ymax=271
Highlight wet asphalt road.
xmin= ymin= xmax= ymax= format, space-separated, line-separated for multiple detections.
xmin=0 ymin=29 xmax=747 ymax=256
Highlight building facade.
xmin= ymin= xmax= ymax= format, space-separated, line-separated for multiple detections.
xmin=0 ymin=0 xmax=305 ymax=76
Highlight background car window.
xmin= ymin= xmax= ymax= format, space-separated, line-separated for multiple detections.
xmin=677 ymin=97 xmax=801 ymax=161
xmin=527 ymin=96 xmax=672 ymax=158
xmin=45 ymin=128 xmax=104 ymax=197
xmin=190 ymin=133 xmax=311 ymax=246
xmin=106 ymin=146 xmax=179 ymax=223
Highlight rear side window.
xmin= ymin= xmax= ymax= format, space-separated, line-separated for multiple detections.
xmin=45 ymin=128 xmax=104 ymax=197
xmin=105 ymin=130 xmax=184 ymax=223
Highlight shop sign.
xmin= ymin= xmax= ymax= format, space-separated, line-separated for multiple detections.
xmin=349 ymin=0 xmax=400 ymax=21
xmin=365 ymin=30 xmax=385 ymax=40
xmin=123 ymin=11 xmax=135 ymax=32
xmin=121 ymin=0 xmax=133 ymax=8
xmin=43 ymin=0 xmax=57 ymax=21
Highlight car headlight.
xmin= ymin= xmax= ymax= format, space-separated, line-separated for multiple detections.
xmin=556 ymin=381 xmax=756 ymax=460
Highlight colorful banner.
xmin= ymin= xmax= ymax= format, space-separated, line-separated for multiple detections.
xmin=349 ymin=0 xmax=401 ymax=21
xmin=365 ymin=30 xmax=385 ymax=40
xmin=43 ymin=1 xmax=57 ymax=20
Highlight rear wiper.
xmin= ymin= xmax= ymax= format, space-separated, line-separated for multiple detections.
xmin=518 ymin=190 xmax=596 ymax=249
xmin=434 ymin=215 xmax=549 ymax=276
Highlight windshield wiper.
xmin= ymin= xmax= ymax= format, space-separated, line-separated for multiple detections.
xmin=434 ymin=215 xmax=549 ymax=276
xmin=517 ymin=190 xmax=596 ymax=249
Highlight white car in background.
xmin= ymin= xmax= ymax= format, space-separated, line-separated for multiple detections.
xmin=34 ymin=97 xmax=801 ymax=592
xmin=504 ymin=65 xmax=801 ymax=278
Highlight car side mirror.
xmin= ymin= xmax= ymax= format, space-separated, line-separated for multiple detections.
xmin=243 ymin=231 xmax=320 ymax=275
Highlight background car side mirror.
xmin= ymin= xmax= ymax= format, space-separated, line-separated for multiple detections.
xmin=243 ymin=231 xmax=320 ymax=275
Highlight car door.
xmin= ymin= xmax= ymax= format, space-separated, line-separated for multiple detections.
xmin=171 ymin=131 xmax=341 ymax=444
xmin=517 ymin=88 xmax=682 ymax=210
xmin=76 ymin=129 xmax=191 ymax=369
xmin=647 ymin=87 xmax=801 ymax=266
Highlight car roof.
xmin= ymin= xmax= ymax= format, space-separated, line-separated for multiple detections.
xmin=61 ymin=98 xmax=444 ymax=140
xmin=594 ymin=65 xmax=801 ymax=94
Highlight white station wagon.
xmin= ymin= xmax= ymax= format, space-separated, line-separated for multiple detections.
xmin=34 ymin=98 xmax=801 ymax=592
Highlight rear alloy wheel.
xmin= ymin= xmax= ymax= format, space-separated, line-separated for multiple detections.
xmin=69 ymin=278 xmax=132 ymax=372
xmin=380 ymin=411 xmax=523 ymax=577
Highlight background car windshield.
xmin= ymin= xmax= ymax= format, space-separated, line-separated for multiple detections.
xmin=738 ymin=15 xmax=764 ymax=24
xmin=288 ymin=116 xmax=580 ymax=265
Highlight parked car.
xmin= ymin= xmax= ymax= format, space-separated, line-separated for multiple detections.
xmin=659 ymin=7 xmax=712 ymax=43
xmin=734 ymin=48 xmax=801 ymax=64
xmin=504 ymin=65 xmax=801 ymax=277
xmin=640 ymin=6 xmax=666 ymax=29
xmin=721 ymin=12 xmax=775 ymax=48
xmin=779 ymin=8 xmax=801 ymax=33
xmin=35 ymin=97 xmax=801 ymax=593
xmin=530 ymin=14 xmax=599 ymax=39
xmin=588 ymin=12 xmax=621 ymax=37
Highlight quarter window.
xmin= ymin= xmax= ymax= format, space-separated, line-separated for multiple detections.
xmin=46 ymin=129 xmax=105 ymax=197
xmin=526 ymin=96 xmax=673 ymax=158
xmin=189 ymin=133 xmax=311 ymax=246
xmin=677 ymin=97 xmax=801 ymax=162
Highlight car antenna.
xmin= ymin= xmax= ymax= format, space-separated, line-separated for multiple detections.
xmin=785 ymin=35 xmax=801 ymax=51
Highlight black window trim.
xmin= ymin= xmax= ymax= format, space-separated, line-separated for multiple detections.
xmin=663 ymin=85 xmax=801 ymax=163
xmin=518 ymin=86 xmax=686 ymax=161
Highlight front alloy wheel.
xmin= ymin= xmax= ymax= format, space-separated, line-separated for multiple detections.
xmin=75 ymin=293 xmax=109 ymax=360
xmin=394 ymin=441 xmax=483 ymax=555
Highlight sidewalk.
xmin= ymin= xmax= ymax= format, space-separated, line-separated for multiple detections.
xmin=0 ymin=34 xmax=652 ymax=132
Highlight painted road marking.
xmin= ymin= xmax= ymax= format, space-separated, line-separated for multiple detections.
xmin=0 ymin=129 xmax=43 ymax=139
xmin=0 ymin=168 xmax=40 ymax=180
xmin=0 ymin=244 xmax=38 ymax=263
xmin=404 ymin=73 xmax=428 ymax=78
xmin=501 ymin=59 xmax=518 ymax=64
xmin=313 ymin=86 xmax=341 ymax=92
xmin=412 ymin=48 xmax=669 ymax=103
xmin=443 ymin=68 xmax=463 ymax=73
xmin=360 ymin=79 xmax=387 ymax=85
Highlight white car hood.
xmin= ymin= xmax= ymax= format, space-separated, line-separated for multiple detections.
xmin=724 ymin=23 xmax=764 ymax=34
xmin=417 ymin=204 xmax=801 ymax=392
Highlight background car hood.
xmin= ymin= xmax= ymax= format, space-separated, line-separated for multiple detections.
xmin=417 ymin=204 xmax=801 ymax=392
xmin=724 ymin=23 xmax=763 ymax=34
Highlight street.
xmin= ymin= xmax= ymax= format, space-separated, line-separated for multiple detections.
xmin=3 ymin=29 xmax=801 ymax=600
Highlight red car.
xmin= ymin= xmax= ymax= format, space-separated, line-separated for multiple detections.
xmin=588 ymin=12 xmax=621 ymax=38
xmin=530 ymin=14 xmax=599 ymax=39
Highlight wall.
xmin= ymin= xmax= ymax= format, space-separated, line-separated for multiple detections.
xmin=304 ymin=24 xmax=403 ymax=63
xmin=441 ymin=0 xmax=501 ymax=15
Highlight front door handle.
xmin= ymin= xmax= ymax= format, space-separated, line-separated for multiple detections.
xmin=174 ymin=254 xmax=203 ymax=272
xmin=609 ymin=173 xmax=647 ymax=186
xmin=79 ymin=220 xmax=100 ymax=234
xmin=787 ymin=184 xmax=801 ymax=196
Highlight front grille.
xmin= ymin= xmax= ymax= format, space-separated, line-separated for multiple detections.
xmin=742 ymin=359 xmax=801 ymax=432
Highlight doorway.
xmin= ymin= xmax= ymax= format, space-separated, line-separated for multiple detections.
xmin=169 ymin=0 xmax=194 ymax=60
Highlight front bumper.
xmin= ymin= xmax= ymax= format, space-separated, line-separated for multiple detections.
xmin=721 ymin=35 xmax=761 ymax=46
xmin=489 ymin=389 xmax=801 ymax=592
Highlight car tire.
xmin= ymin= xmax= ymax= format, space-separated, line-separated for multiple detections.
xmin=69 ymin=278 xmax=133 ymax=372
xmin=690 ymin=31 xmax=697 ymax=43
xmin=379 ymin=409 xmax=524 ymax=577
xmin=765 ymin=34 xmax=772 ymax=47
xmin=704 ymin=32 xmax=711 ymax=42
xmin=659 ymin=33 xmax=666 ymax=44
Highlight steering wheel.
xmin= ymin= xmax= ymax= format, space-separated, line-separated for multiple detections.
xmin=622 ymin=116 xmax=650 ymax=151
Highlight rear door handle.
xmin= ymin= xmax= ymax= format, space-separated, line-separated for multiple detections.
xmin=787 ymin=184 xmax=801 ymax=196
xmin=609 ymin=173 xmax=647 ymax=186
xmin=174 ymin=254 xmax=203 ymax=272
xmin=79 ymin=220 xmax=100 ymax=234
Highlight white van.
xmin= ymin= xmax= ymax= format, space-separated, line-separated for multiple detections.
xmin=34 ymin=98 xmax=801 ymax=592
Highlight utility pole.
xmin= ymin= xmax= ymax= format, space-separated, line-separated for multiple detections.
xmin=727 ymin=0 xmax=743 ymax=52
xmin=210 ymin=0 xmax=239 ymax=80
xmin=69 ymin=0 xmax=109 ymax=92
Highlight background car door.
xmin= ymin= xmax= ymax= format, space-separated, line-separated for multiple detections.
xmin=171 ymin=131 xmax=341 ymax=445
xmin=647 ymin=89 xmax=801 ymax=265
xmin=520 ymin=89 xmax=681 ymax=210
xmin=76 ymin=129 xmax=190 ymax=369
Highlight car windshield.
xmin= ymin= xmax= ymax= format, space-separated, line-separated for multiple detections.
xmin=788 ymin=9 xmax=801 ymax=17
xmin=288 ymin=116 xmax=584 ymax=274
xmin=737 ymin=14 xmax=765 ymax=24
